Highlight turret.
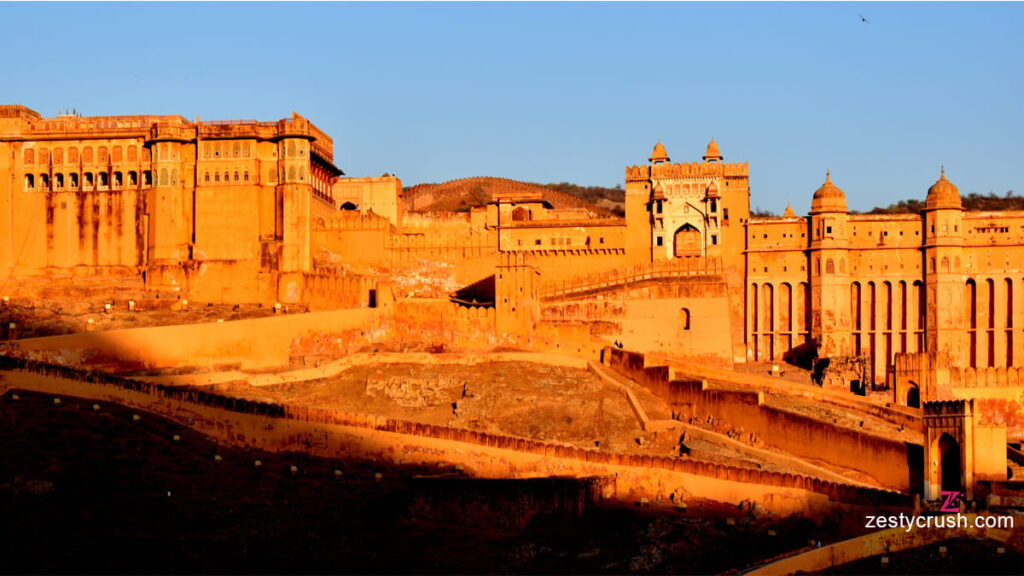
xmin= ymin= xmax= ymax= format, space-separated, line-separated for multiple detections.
xmin=808 ymin=171 xmax=852 ymax=358
xmin=922 ymin=167 xmax=966 ymax=367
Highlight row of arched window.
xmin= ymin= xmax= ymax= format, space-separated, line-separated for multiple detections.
xmin=24 ymin=170 xmax=152 ymax=192
xmin=203 ymin=141 xmax=252 ymax=159
xmin=23 ymin=145 xmax=149 ymax=165
xmin=204 ymin=170 xmax=250 ymax=184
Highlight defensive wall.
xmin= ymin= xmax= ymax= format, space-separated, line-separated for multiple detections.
xmin=540 ymin=260 xmax=733 ymax=366
xmin=747 ymin=518 xmax=1016 ymax=576
xmin=892 ymin=352 xmax=1024 ymax=440
xmin=3 ymin=308 xmax=376 ymax=372
xmin=606 ymin=348 xmax=921 ymax=492
xmin=0 ymin=356 xmax=909 ymax=517
xmin=651 ymin=351 xmax=923 ymax=432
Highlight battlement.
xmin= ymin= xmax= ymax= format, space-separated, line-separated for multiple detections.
xmin=625 ymin=161 xmax=749 ymax=183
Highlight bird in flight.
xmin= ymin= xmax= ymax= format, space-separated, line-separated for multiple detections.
xmin=859 ymin=13 xmax=870 ymax=24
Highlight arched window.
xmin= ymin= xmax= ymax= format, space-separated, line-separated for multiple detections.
xmin=233 ymin=142 xmax=240 ymax=157
xmin=98 ymin=146 xmax=108 ymax=163
xmin=84 ymin=173 xmax=94 ymax=190
xmin=234 ymin=171 xmax=239 ymax=182
xmin=511 ymin=207 xmax=530 ymax=221
xmin=171 ymin=169 xmax=178 ymax=186
xmin=68 ymin=147 xmax=78 ymax=164
xmin=24 ymin=174 xmax=34 ymax=190
xmin=243 ymin=171 xmax=249 ymax=182
xmin=23 ymin=148 xmax=34 ymax=164
xmin=287 ymin=141 xmax=296 ymax=157
xmin=203 ymin=142 xmax=211 ymax=159
xmin=243 ymin=144 xmax=250 ymax=158
xmin=204 ymin=172 xmax=210 ymax=184
xmin=83 ymin=147 xmax=93 ymax=163
xmin=680 ymin=308 xmax=691 ymax=331
xmin=826 ymin=259 xmax=835 ymax=275
xmin=214 ymin=172 xmax=220 ymax=183
xmin=127 ymin=146 xmax=137 ymax=163
xmin=142 ymin=170 xmax=151 ymax=187
xmin=223 ymin=170 xmax=230 ymax=183
xmin=214 ymin=143 xmax=221 ymax=158
xmin=288 ymin=166 xmax=296 ymax=182
xmin=113 ymin=172 xmax=122 ymax=188
xmin=113 ymin=146 xmax=123 ymax=163
xmin=39 ymin=148 xmax=49 ymax=164
xmin=127 ymin=171 xmax=137 ymax=186
xmin=55 ymin=173 xmax=64 ymax=190
xmin=141 ymin=147 xmax=151 ymax=162
xmin=70 ymin=173 xmax=79 ymax=189
xmin=941 ymin=257 xmax=950 ymax=273
xmin=159 ymin=168 xmax=168 ymax=186
xmin=53 ymin=148 xmax=63 ymax=164
xmin=39 ymin=174 xmax=50 ymax=191
xmin=98 ymin=172 xmax=108 ymax=188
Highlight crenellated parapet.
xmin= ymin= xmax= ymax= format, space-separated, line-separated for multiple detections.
xmin=625 ymin=161 xmax=748 ymax=182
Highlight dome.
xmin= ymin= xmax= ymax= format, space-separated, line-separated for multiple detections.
xmin=925 ymin=166 xmax=962 ymax=210
xmin=703 ymin=138 xmax=723 ymax=162
xmin=706 ymin=180 xmax=720 ymax=198
xmin=810 ymin=170 xmax=847 ymax=213
xmin=651 ymin=184 xmax=667 ymax=201
xmin=783 ymin=204 xmax=796 ymax=217
xmin=649 ymin=140 xmax=669 ymax=164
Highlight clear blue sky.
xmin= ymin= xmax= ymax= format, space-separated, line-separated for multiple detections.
xmin=2 ymin=2 xmax=1021 ymax=214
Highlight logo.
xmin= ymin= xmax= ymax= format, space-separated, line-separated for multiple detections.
xmin=940 ymin=490 xmax=963 ymax=513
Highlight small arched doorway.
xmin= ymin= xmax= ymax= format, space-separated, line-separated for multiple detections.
xmin=673 ymin=224 xmax=701 ymax=258
xmin=938 ymin=434 xmax=962 ymax=494
xmin=906 ymin=383 xmax=920 ymax=408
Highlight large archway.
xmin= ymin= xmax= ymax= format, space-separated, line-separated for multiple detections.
xmin=673 ymin=224 xmax=701 ymax=258
xmin=938 ymin=434 xmax=962 ymax=494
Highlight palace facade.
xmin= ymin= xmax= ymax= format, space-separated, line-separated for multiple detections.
xmin=3 ymin=103 xmax=1023 ymax=388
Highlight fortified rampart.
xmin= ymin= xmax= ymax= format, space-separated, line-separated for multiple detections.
xmin=606 ymin=348 xmax=921 ymax=492
xmin=0 ymin=356 xmax=909 ymax=515
xmin=891 ymin=351 xmax=1024 ymax=439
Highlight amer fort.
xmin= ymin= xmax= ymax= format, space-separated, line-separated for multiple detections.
xmin=2 ymin=103 xmax=1024 ymax=572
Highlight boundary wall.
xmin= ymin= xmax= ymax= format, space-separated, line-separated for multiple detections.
xmin=0 ymin=357 xmax=909 ymax=515
xmin=608 ymin=349 xmax=921 ymax=492
xmin=3 ymin=308 xmax=376 ymax=371
xmin=650 ymin=351 xmax=922 ymax=432
xmin=746 ymin=520 xmax=1014 ymax=575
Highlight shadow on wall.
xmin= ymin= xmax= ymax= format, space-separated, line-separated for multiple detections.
xmin=452 ymin=275 xmax=495 ymax=307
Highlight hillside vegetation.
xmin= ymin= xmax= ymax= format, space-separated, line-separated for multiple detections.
xmin=867 ymin=191 xmax=1020 ymax=214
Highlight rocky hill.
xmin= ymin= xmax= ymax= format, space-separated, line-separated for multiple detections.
xmin=401 ymin=177 xmax=618 ymax=217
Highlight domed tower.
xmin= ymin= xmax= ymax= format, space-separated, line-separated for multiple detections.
xmin=703 ymin=138 xmax=723 ymax=162
xmin=809 ymin=171 xmax=852 ymax=358
xmin=923 ymin=167 xmax=966 ymax=367
xmin=649 ymin=140 xmax=669 ymax=164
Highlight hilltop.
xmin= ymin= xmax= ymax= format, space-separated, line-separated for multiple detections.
xmin=401 ymin=177 xmax=621 ymax=217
